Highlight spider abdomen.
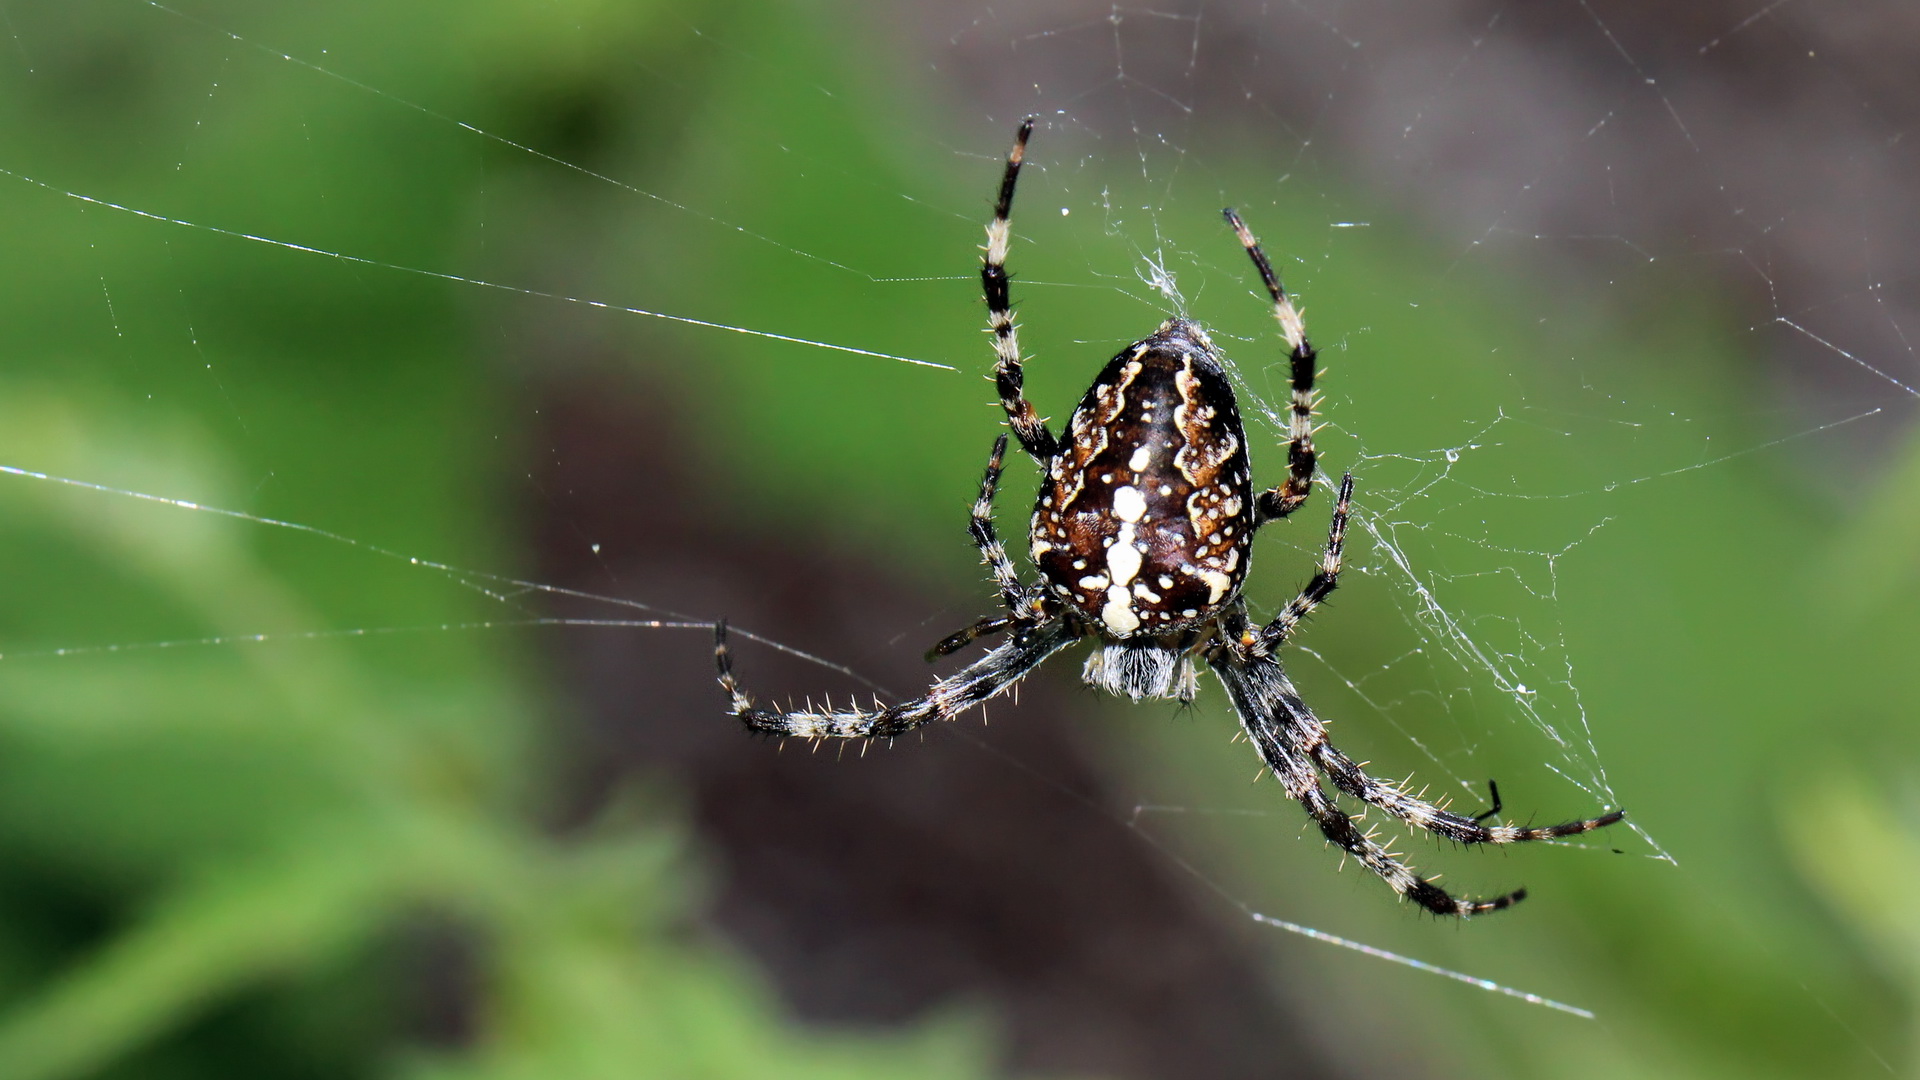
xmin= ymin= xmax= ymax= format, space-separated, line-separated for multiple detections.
xmin=1029 ymin=319 xmax=1255 ymax=638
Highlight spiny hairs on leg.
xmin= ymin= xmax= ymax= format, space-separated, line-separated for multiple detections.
xmin=928 ymin=432 xmax=1045 ymax=660
xmin=984 ymin=118 xmax=1057 ymax=461
xmin=1259 ymin=472 xmax=1352 ymax=651
xmin=715 ymin=619 xmax=1077 ymax=740
xmin=1253 ymin=663 xmax=1627 ymax=845
xmin=1309 ymin=738 xmax=1625 ymax=845
xmin=969 ymin=433 xmax=1033 ymax=615
xmin=1293 ymin=771 xmax=1526 ymax=917
xmin=1224 ymin=208 xmax=1319 ymax=526
xmin=1213 ymin=659 xmax=1528 ymax=917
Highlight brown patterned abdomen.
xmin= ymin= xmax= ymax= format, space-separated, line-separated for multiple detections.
xmin=1029 ymin=320 xmax=1255 ymax=638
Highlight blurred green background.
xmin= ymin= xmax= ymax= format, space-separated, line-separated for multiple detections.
xmin=0 ymin=1 xmax=1915 ymax=1078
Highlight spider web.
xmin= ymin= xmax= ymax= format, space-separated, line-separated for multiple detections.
xmin=0 ymin=0 xmax=1910 ymax=1074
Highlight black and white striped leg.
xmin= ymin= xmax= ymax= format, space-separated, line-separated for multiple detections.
xmin=716 ymin=619 xmax=1078 ymax=740
xmin=1309 ymin=734 xmax=1626 ymax=845
xmin=927 ymin=614 xmax=1017 ymax=660
xmin=1224 ymin=209 xmax=1319 ymax=527
xmin=969 ymin=433 xmax=1037 ymax=615
xmin=1214 ymin=658 xmax=1525 ymax=916
xmin=929 ymin=433 xmax=1048 ymax=658
xmin=1236 ymin=655 xmax=1628 ymax=847
xmin=984 ymin=118 xmax=1058 ymax=462
xmin=1258 ymin=472 xmax=1352 ymax=651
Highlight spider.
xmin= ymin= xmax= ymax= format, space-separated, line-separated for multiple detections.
xmin=714 ymin=119 xmax=1625 ymax=916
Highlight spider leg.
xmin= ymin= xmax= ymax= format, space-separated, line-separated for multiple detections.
xmin=1214 ymin=657 xmax=1523 ymax=916
xmin=717 ymin=619 xmax=1077 ymax=739
xmin=1225 ymin=209 xmax=1320 ymax=528
xmin=968 ymin=433 xmax=1042 ymax=617
xmin=927 ymin=614 xmax=1016 ymax=660
xmin=984 ymin=118 xmax=1059 ymax=462
xmin=1229 ymin=647 xmax=1626 ymax=846
xmin=1238 ymin=477 xmax=1625 ymax=844
xmin=1258 ymin=472 xmax=1352 ymax=651
xmin=1469 ymin=779 xmax=1502 ymax=823
xmin=1305 ymin=730 xmax=1625 ymax=845
xmin=927 ymin=433 xmax=1050 ymax=658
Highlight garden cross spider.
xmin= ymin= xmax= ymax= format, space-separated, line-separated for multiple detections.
xmin=715 ymin=119 xmax=1625 ymax=916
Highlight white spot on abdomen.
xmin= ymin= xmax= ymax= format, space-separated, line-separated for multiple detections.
xmin=1128 ymin=446 xmax=1152 ymax=472
xmin=1107 ymin=522 xmax=1143 ymax=586
xmin=1193 ymin=568 xmax=1232 ymax=604
xmin=1112 ymin=485 xmax=1147 ymax=523
xmin=1101 ymin=585 xmax=1141 ymax=634
xmin=1100 ymin=516 xmax=1149 ymax=633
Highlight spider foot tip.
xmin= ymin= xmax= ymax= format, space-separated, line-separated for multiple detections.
xmin=1474 ymin=886 xmax=1528 ymax=915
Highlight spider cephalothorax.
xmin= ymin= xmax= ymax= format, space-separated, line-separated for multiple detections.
xmin=715 ymin=119 xmax=1624 ymax=916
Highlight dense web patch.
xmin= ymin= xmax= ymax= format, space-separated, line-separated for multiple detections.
xmin=0 ymin=0 xmax=1913 ymax=1032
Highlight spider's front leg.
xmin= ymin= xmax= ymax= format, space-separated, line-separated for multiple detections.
xmin=716 ymin=619 xmax=1077 ymax=740
xmin=1224 ymin=209 xmax=1319 ymax=528
xmin=984 ymin=118 xmax=1058 ymax=463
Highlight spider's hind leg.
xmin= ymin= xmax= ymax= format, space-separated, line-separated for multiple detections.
xmin=1213 ymin=658 xmax=1523 ymax=917
xmin=1230 ymin=475 xmax=1625 ymax=848
xmin=1268 ymin=663 xmax=1626 ymax=847
xmin=1310 ymin=735 xmax=1626 ymax=847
